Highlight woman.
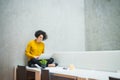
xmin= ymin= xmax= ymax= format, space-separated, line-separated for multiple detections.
xmin=25 ymin=30 xmax=48 ymax=67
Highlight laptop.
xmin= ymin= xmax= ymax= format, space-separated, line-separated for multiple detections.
xmin=39 ymin=53 xmax=53 ymax=59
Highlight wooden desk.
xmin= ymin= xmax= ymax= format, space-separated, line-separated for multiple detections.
xmin=26 ymin=67 xmax=41 ymax=80
xmin=46 ymin=67 xmax=120 ymax=80
xmin=26 ymin=67 xmax=49 ymax=80
xmin=16 ymin=66 xmax=41 ymax=80
xmin=50 ymin=73 xmax=77 ymax=80
xmin=16 ymin=66 xmax=120 ymax=80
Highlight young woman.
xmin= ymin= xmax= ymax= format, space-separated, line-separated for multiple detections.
xmin=25 ymin=30 xmax=48 ymax=67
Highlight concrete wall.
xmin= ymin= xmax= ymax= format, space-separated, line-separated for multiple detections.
xmin=85 ymin=0 xmax=120 ymax=51
xmin=0 ymin=0 xmax=120 ymax=80
xmin=0 ymin=0 xmax=85 ymax=80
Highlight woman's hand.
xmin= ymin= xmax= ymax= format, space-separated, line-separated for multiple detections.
xmin=34 ymin=56 xmax=39 ymax=59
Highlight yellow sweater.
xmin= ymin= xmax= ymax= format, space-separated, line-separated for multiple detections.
xmin=25 ymin=40 xmax=44 ymax=61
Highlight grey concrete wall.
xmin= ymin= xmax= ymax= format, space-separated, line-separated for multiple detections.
xmin=85 ymin=0 xmax=120 ymax=51
xmin=1 ymin=0 xmax=120 ymax=79
xmin=0 ymin=0 xmax=85 ymax=80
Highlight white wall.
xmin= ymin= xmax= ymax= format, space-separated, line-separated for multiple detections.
xmin=43 ymin=0 xmax=85 ymax=52
xmin=52 ymin=51 xmax=120 ymax=72
xmin=0 ymin=0 xmax=85 ymax=80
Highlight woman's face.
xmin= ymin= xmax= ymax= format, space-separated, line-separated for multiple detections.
xmin=36 ymin=34 xmax=43 ymax=42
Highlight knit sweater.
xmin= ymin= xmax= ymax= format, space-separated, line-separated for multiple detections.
xmin=25 ymin=40 xmax=44 ymax=61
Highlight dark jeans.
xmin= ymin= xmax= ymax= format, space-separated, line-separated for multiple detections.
xmin=28 ymin=58 xmax=54 ymax=67
xmin=28 ymin=58 xmax=41 ymax=67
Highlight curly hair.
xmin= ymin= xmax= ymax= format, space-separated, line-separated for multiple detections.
xmin=34 ymin=30 xmax=48 ymax=40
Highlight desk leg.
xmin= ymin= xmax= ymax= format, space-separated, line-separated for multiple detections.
xmin=35 ymin=71 xmax=41 ymax=80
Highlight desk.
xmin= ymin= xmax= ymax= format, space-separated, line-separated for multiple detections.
xmin=46 ymin=67 xmax=120 ymax=80
xmin=26 ymin=67 xmax=41 ymax=80
xmin=26 ymin=66 xmax=120 ymax=80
